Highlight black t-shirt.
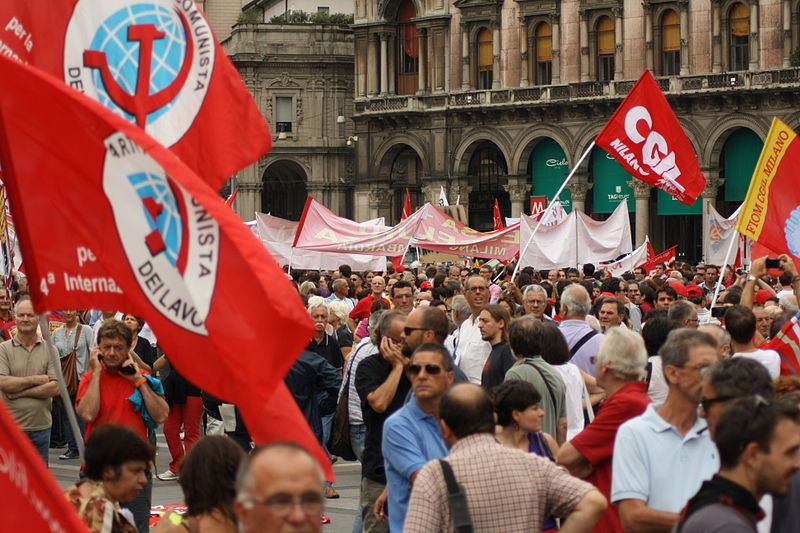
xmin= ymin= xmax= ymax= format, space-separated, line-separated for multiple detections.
xmin=355 ymin=352 xmax=411 ymax=484
xmin=133 ymin=336 xmax=157 ymax=369
xmin=481 ymin=341 xmax=516 ymax=391
xmin=307 ymin=334 xmax=344 ymax=371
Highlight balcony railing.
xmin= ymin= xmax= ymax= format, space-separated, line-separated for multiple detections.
xmin=354 ymin=68 xmax=800 ymax=116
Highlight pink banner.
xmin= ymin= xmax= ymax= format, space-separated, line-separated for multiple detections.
xmin=293 ymin=199 xmax=520 ymax=260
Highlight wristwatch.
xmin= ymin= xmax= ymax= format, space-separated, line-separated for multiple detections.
xmin=747 ymin=275 xmax=756 ymax=282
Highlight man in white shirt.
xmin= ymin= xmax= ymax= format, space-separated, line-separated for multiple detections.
xmin=454 ymin=275 xmax=491 ymax=384
xmin=726 ymin=305 xmax=781 ymax=380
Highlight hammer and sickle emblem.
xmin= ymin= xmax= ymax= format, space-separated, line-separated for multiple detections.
xmin=83 ymin=10 xmax=194 ymax=128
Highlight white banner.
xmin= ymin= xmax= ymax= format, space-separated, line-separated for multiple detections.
xmin=255 ymin=213 xmax=387 ymax=271
xmin=519 ymin=200 xmax=632 ymax=269
xmin=598 ymin=238 xmax=650 ymax=276
xmin=704 ymin=203 xmax=742 ymax=266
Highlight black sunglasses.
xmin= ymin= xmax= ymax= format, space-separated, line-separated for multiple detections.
xmin=700 ymin=395 xmax=735 ymax=413
xmin=408 ymin=364 xmax=443 ymax=376
xmin=404 ymin=326 xmax=428 ymax=336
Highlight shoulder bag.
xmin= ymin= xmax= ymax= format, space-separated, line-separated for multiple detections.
xmin=61 ymin=324 xmax=82 ymax=396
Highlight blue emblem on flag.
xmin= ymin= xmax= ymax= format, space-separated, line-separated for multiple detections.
xmin=127 ymin=172 xmax=183 ymax=267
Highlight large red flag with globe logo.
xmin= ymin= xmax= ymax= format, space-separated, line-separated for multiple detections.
xmin=0 ymin=0 xmax=270 ymax=189
xmin=0 ymin=55 xmax=332 ymax=479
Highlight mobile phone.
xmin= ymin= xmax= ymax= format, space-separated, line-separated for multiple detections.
xmin=119 ymin=364 xmax=136 ymax=376
xmin=711 ymin=306 xmax=727 ymax=319
xmin=766 ymin=258 xmax=782 ymax=269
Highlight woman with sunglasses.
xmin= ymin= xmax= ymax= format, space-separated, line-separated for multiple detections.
xmin=492 ymin=379 xmax=560 ymax=533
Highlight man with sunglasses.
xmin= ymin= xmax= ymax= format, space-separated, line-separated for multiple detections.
xmin=380 ymin=343 xmax=455 ymax=532
xmin=235 ymin=442 xmax=326 ymax=533
xmin=612 ymin=329 xmax=719 ymax=533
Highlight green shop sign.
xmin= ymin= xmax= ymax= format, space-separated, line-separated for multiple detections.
xmin=592 ymin=148 xmax=634 ymax=213
xmin=531 ymin=138 xmax=572 ymax=212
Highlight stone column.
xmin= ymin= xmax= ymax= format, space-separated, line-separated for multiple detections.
xmin=461 ymin=24 xmax=471 ymax=90
xmin=679 ymin=0 xmax=690 ymax=75
xmin=237 ymin=180 xmax=263 ymax=221
xmin=566 ymin=180 xmax=592 ymax=213
xmin=492 ymin=20 xmax=501 ymax=89
xmin=449 ymin=184 xmax=472 ymax=219
xmin=519 ymin=18 xmax=529 ymax=87
xmin=380 ymin=33 xmax=389 ymax=95
xmin=307 ymin=183 xmax=327 ymax=208
xmin=626 ymin=179 xmax=652 ymax=247
xmin=367 ymin=33 xmax=379 ymax=95
xmin=613 ymin=7 xmax=624 ymax=80
xmin=644 ymin=3 xmax=654 ymax=72
xmin=418 ymin=28 xmax=428 ymax=94
xmin=503 ymin=181 xmax=531 ymax=218
xmin=749 ymin=1 xmax=759 ymax=71
xmin=368 ymin=185 xmax=392 ymax=221
xmin=552 ymin=14 xmax=561 ymax=84
xmin=712 ymin=0 xmax=722 ymax=73
xmin=388 ymin=34 xmax=396 ymax=95
xmin=784 ymin=0 xmax=792 ymax=67
xmin=580 ymin=11 xmax=590 ymax=81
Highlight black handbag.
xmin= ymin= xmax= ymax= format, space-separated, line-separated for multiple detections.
xmin=327 ymin=352 xmax=358 ymax=461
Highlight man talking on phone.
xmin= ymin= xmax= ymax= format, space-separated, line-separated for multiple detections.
xmin=76 ymin=319 xmax=169 ymax=533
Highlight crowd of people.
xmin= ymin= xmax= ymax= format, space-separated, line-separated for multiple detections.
xmin=2 ymin=252 xmax=800 ymax=532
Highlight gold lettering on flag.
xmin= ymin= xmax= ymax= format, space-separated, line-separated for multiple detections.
xmin=737 ymin=118 xmax=797 ymax=240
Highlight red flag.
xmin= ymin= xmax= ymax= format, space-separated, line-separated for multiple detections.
xmin=493 ymin=198 xmax=504 ymax=230
xmin=646 ymin=240 xmax=656 ymax=260
xmin=401 ymin=188 xmax=413 ymax=220
xmin=0 ymin=401 xmax=91 ymax=533
xmin=0 ymin=56 xmax=331 ymax=478
xmin=224 ymin=187 xmax=238 ymax=207
xmin=640 ymin=245 xmax=677 ymax=274
xmin=0 ymin=0 xmax=270 ymax=189
xmin=596 ymin=70 xmax=706 ymax=205
xmin=764 ymin=311 xmax=800 ymax=376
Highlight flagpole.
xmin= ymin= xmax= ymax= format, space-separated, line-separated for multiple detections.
xmin=513 ymin=141 xmax=595 ymax=280
xmin=709 ymin=229 xmax=738 ymax=309
xmin=38 ymin=314 xmax=84 ymax=460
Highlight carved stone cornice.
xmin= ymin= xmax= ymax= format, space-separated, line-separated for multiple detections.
xmin=702 ymin=175 xmax=725 ymax=199
xmin=503 ymin=183 xmax=531 ymax=202
xmin=238 ymin=182 xmax=263 ymax=192
xmin=368 ymin=186 xmax=392 ymax=208
xmin=566 ymin=181 xmax=592 ymax=202
xmin=625 ymin=179 xmax=652 ymax=199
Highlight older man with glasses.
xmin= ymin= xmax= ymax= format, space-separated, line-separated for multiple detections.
xmin=453 ymin=275 xmax=492 ymax=385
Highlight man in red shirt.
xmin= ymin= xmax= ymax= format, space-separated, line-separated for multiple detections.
xmin=76 ymin=319 xmax=168 ymax=533
xmin=349 ymin=275 xmax=389 ymax=330
xmin=557 ymin=327 xmax=651 ymax=533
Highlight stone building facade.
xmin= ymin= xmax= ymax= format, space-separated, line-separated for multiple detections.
xmin=223 ymin=22 xmax=355 ymax=221
xmin=351 ymin=0 xmax=800 ymax=260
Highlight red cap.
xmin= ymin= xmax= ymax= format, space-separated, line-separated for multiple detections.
xmin=754 ymin=289 xmax=773 ymax=305
xmin=419 ymin=281 xmax=432 ymax=289
xmin=669 ymin=282 xmax=688 ymax=297
xmin=685 ymin=285 xmax=703 ymax=298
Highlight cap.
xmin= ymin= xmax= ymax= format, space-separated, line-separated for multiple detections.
xmin=754 ymin=289 xmax=773 ymax=305
xmin=669 ymin=282 xmax=688 ymax=297
xmin=685 ymin=285 xmax=703 ymax=298
xmin=419 ymin=281 xmax=432 ymax=289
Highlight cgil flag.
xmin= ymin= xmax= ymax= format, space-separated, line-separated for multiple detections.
xmin=736 ymin=118 xmax=800 ymax=260
xmin=493 ymin=199 xmax=504 ymax=231
xmin=764 ymin=311 xmax=800 ymax=376
xmin=0 ymin=55 xmax=331 ymax=478
xmin=596 ymin=70 xmax=706 ymax=205
xmin=0 ymin=0 xmax=270 ymax=189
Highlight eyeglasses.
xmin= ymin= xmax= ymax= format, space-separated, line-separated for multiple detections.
xmin=404 ymin=326 xmax=428 ymax=336
xmin=350 ymin=277 xmax=358 ymax=281
xmin=242 ymin=493 xmax=324 ymax=517
xmin=466 ymin=286 xmax=488 ymax=293
xmin=681 ymin=362 xmax=711 ymax=373
xmin=700 ymin=395 xmax=736 ymax=413
xmin=408 ymin=364 xmax=443 ymax=376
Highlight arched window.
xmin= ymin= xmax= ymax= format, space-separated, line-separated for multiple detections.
xmin=661 ymin=10 xmax=680 ymax=76
xmin=396 ymin=0 xmax=418 ymax=95
xmin=534 ymin=22 xmax=552 ymax=85
xmin=477 ymin=27 xmax=493 ymax=89
xmin=729 ymin=3 xmax=749 ymax=70
xmin=597 ymin=16 xmax=615 ymax=82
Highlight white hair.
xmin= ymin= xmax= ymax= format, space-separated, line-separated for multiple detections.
xmin=307 ymin=298 xmax=328 ymax=314
xmin=560 ymin=284 xmax=591 ymax=317
xmin=327 ymin=300 xmax=349 ymax=323
xmin=595 ymin=327 xmax=647 ymax=381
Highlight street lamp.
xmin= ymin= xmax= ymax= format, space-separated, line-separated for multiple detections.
xmin=346 ymin=135 xmax=358 ymax=146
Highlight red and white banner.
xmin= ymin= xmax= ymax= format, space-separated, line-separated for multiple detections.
xmin=294 ymin=199 xmax=520 ymax=260
xmin=0 ymin=56 xmax=331 ymax=478
xmin=596 ymin=70 xmax=706 ymax=205
xmin=0 ymin=0 xmax=270 ymax=189
xmin=705 ymin=203 xmax=745 ymax=267
xmin=641 ymin=245 xmax=678 ymax=274
xmin=518 ymin=200 xmax=632 ymax=269
xmin=255 ymin=212 xmax=386 ymax=272
xmin=0 ymin=401 xmax=91 ymax=533
xmin=599 ymin=239 xmax=650 ymax=277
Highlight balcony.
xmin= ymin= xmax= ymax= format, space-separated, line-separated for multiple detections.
xmin=354 ymin=68 xmax=800 ymax=116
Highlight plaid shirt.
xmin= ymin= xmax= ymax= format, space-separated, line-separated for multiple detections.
xmin=404 ymin=433 xmax=594 ymax=533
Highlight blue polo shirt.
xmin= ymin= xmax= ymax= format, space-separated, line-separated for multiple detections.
xmin=382 ymin=399 xmax=448 ymax=533
xmin=611 ymin=404 xmax=719 ymax=512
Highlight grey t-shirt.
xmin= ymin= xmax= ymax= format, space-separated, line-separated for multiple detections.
xmin=676 ymin=502 xmax=757 ymax=533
